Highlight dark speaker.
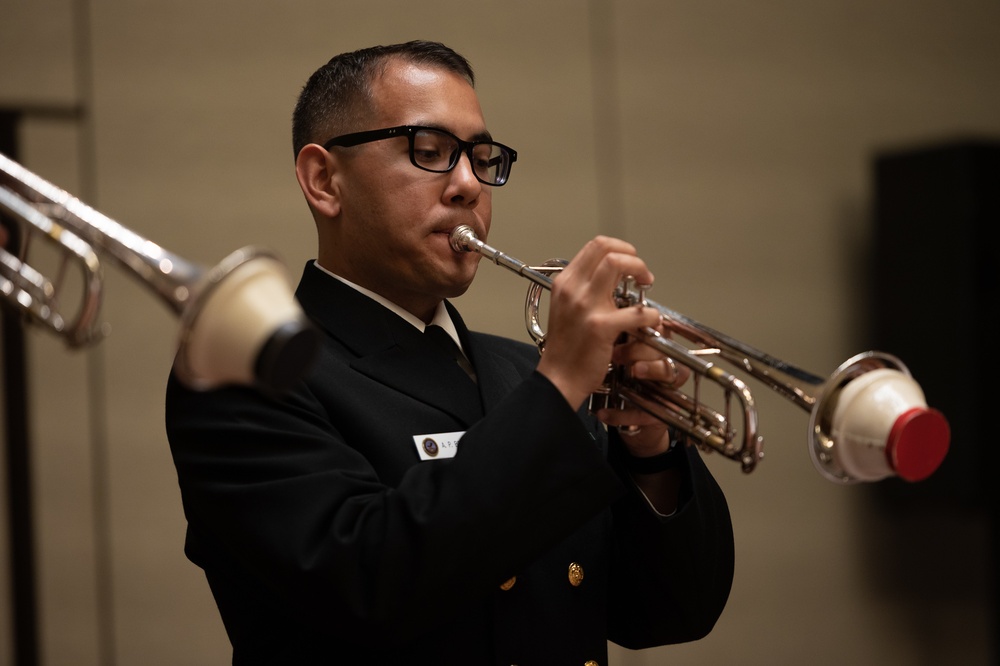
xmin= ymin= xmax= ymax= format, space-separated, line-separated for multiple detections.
xmin=871 ymin=139 xmax=999 ymax=508
xmin=868 ymin=139 xmax=998 ymax=663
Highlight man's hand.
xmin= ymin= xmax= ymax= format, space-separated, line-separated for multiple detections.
xmin=534 ymin=237 xmax=690 ymax=515
xmin=600 ymin=326 xmax=692 ymax=515
xmin=595 ymin=328 xmax=690 ymax=459
xmin=535 ymin=236 xmax=661 ymax=411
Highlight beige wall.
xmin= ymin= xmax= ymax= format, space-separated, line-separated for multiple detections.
xmin=1 ymin=1 xmax=997 ymax=664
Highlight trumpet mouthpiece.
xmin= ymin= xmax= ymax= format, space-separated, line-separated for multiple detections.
xmin=449 ymin=225 xmax=478 ymax=253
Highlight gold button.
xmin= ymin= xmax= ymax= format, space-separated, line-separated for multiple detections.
xmin=568 ymin=562 xmax=584 ymax=587
xmin=584 ymin=661 xmax=599 ymax=666
xmin=499 ymin=576 xmax=516 ymax=591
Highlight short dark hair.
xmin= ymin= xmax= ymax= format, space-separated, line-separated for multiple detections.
xmin=291 ymin=40 xmax=475 ymax=157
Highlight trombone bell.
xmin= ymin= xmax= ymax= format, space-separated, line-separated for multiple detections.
xmin=0 ymin=153 xmax=320 ymax=394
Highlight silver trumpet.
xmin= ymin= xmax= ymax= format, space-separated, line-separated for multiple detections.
xmin=450 ymin=224 xmax=950 ymax=483
xmin=0 ymin=153 xmax=319 ymax=393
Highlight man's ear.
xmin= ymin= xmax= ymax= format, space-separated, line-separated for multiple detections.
xmin=295 ymin=144 xmax=342 ymax=219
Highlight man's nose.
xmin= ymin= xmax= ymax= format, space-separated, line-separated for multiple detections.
xmin=446 ymin=150 xmax=483 ymax=202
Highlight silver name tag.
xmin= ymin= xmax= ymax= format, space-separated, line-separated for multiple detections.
xmin=413 ymin=431 xmax=465 ymax=461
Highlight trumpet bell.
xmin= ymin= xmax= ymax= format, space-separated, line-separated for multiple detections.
xmin=810 ymin=353 xmax=950 ymax=483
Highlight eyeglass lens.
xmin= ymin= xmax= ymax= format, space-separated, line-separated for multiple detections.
xmin=412 ymin=129 xmax=509 ymax=185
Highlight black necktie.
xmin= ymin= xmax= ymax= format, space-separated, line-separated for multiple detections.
xmin=425 ymin=325 xmax=477 ymax=383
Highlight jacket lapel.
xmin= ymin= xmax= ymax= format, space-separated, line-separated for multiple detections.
xmin=351 ymin=340 xmax=483 ymax=424
xmin=296 ymin=264 xmax=483 ymax=424
xmin=446 ymin=303 xmax=528 ymax=412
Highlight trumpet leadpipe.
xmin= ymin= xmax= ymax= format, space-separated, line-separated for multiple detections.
xmin=450 ymin=224 xmax=555 ymax=290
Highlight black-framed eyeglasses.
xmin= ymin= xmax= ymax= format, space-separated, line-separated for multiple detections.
xmin=322 ymin=125 xmax=518 ymax=186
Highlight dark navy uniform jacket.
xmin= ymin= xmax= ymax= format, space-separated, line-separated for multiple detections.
xmin=166 ymin=262 xmax=734 ymax=665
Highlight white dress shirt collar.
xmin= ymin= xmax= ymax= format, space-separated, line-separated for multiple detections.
xmin=312 ymin=261 xmax=464 ymax=350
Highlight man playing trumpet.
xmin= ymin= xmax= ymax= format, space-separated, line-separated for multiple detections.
xmin=166 ymin=40 xmax=734 ymax=665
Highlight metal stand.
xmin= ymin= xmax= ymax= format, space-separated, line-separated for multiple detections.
xmin=1 ymin=109 xmax=39 ymax=666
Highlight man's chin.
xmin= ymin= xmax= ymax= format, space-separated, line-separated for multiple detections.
xmin=444 ymin=280 xmax=475 ymax=300
xmin=442 ymin=268 xmax=478 ymax=299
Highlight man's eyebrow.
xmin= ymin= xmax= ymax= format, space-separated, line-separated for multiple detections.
xmin=417 ymin=122 xmax=493 ymax=143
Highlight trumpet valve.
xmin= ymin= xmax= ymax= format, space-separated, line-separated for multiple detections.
xmin=588 ymin=363 xmax=628 ymax=413
xmin=613 ymin=275 xmax=649 ymax=309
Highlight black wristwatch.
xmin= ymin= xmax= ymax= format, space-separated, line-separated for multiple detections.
xmin=624 ymin=435 xmax=686 ymax=475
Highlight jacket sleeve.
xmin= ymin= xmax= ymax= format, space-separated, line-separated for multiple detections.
xmin=604 ymin=434 xmax=735 ymax=648
xmin=166 ymin=369 xmax=625 ymax=644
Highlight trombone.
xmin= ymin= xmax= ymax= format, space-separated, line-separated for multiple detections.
xmin=450 ymin=224 xmax=950 ymax=484
xmin=0 ymin=153 xmax=319 ymax=393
